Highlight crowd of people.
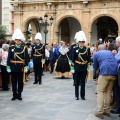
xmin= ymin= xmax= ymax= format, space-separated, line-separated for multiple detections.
xmin=0 ymin=28 xmax=120 ymax=119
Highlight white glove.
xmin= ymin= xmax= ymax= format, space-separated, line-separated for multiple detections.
xmin=7 ymin=69 xmax=11 ymax=73
xmin=25 ymin=68 xmax=28 ymax=73
xmin=71 ymin=70 xmax=75 ymax=73
xmin=42 ymin=59 xmax=45 ymax=64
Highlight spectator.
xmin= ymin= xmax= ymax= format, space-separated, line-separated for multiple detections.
xmin=93 ymin=44 xmax=118 ymax=119
xmin=49 ymin=42 xmax=57 ymax=74
xmin=1 ymin=44 xmax=10 ymax=91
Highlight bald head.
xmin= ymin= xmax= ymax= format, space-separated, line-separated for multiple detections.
xmin=98 ymin=44 xmax=106 ymax=51
xmin=53 ymin=42 xmax=57 ymax=47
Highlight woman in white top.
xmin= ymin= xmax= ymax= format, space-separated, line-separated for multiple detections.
xmin=54 ymin=42 xmax=71 ymax=78
xmin=1 ymin=44 xmax=10 ymax=91
xmin=45 ymin=45 xmax=50 ymax=71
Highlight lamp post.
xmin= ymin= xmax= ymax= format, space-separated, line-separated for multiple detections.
xmin=39 ymin=14 xmax=54 ymax=44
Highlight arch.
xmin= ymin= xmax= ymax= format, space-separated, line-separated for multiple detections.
xmin=22 ymin=16 xmax=41 ymax=41
xmin=89 ymin=13 xmax=120 ymax=32
xmin=55 ymin=15 xmax=82 ymax=32
xmin=23 ymin=16 xmax=40 ymax=33
xmin=55 ymin=15 xmax=81 ymax=44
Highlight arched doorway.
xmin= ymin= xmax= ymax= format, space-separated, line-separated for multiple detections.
xmin=91 ymin=16 xmax=118 ymax=43
xmin=24 ymin=18 xmax=46 ymax=43
xmin=58 ymin=17 xmax=81 ymax=44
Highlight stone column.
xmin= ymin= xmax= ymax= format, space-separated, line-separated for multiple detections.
xmin=82 ymin=9 xmax=91 ymax=43
xmin=54 ymin=31 xmax=59 ymax=43
xmin=88 ymin=31 xmax=92 ymax=43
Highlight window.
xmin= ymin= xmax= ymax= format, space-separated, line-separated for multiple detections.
xmin=3 ymin=2 xmax=10 ymax=8
xmin=5 ymin=25 xmax=9 ymax=31
xmin=3 ymin=14 xmax=9 ymax=20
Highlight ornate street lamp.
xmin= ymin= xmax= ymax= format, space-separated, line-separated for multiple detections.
xmin=39 ymin=14 xmax=54 ymax=44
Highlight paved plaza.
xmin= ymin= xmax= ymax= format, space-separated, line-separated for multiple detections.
xmin=0 ymin=69 xmax=119 ymax=120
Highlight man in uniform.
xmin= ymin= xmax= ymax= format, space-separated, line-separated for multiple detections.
xmin=31 ymin=32 xmax=45 ymax=84
xmin=71 ymin=31 xmax=91 ymax=100
xmin=7 ymin=29 xmax=29 ymax=101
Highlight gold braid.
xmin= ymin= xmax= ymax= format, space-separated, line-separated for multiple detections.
xmin=35 ymin=44 xmax=44 ymax=54
xmin=14 ymin=46 xmax=26 ymax=61
xmin=78 ymin=47 xmax=88 ymax=62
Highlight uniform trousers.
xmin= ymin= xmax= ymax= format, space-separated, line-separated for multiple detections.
xmin=73 ymin=73 xmax=75 ymax=84
xmin=75 ymin=71 xmax=87 ymax=98
xmin=33 ymin=62 xmax=42 ymax=83
xmin=97 ymin=75 xmax=116 ymax=114
xmin=11 ymin=72 xmax=23 ymax=97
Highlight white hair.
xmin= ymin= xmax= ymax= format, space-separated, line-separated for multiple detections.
xmin=2 ymin=44 xmax=9 ymax=51
xmin=116 ymin=36 xmax=120 ymax=42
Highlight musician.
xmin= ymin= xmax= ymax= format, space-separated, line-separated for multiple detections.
xmin=7 ymin=29 xmax=29 ymax=101
xmin=31 ymin=32 xmax=45 ymax=84
xmin=71 ymin=31 xmax=91 ymax=100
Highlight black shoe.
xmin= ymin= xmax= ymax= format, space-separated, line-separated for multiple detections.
xmin=11 ymin=96 xmax=17 ymax=101
xmin=61 ymin=76 xmax=65 ymax=79
xmin=39 ymin=82 xmax=42 ymax=84
xmin=110 ymin=109 xmax=120 ymax=114
xmin=18 ymin=96 xmax=22 ymax=100
xmin=33 ymin=82 xmax=38 ymax=84
xmin=81 ymin=97 xmax=85 ymax=100
xmin=75 ymin=97 xmax=79 ymax=100
xmin=42 ymin=74 xmax=44 ymax=76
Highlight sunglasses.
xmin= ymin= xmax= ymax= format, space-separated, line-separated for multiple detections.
xmin=15 ymin=39 xmax=21 ymax=41
xmin=79 ymin=41 xmax=85 ymax=43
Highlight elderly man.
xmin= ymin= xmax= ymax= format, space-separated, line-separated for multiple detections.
xmin=49 ymin=42 xmax=57 ymax=74
xmin=31 ymin=32 xmax=45 ymax=85
xmin=7 ymin=29 xmax=29 ymax=100
xmin=93 ymin=44 xmax=118 ymax=119
xmin=110 ymin=36 xmax=120 ymax=118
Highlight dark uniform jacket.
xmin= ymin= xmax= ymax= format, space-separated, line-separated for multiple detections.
xmin=71 ymin=46 xmax=91 ymax=72
xmin=31 ymin=43 xmax=45 ymax=63
xmin=7 ymin=45 xmax=29 ymax=72
xmin=69 ymin=44 xmax=78 ymax=60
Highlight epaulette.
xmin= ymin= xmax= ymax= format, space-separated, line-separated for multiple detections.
xmin=10 ymin=45 xmax=15 ymax=47
xmin=73 ymin=46 xmax=78 ymax=48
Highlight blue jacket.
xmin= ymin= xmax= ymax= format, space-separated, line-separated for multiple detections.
xmin=49 ymin=47 xmax=57 ymax=61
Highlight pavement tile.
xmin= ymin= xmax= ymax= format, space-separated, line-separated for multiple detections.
xmin=0 ymin=68 xmax=119 ymax=120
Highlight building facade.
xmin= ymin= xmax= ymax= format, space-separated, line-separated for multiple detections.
xmin=0 ymin=1 xmax=2 ymax=24
xmin=10 ymin=0 xmax=120 ymax=44
xmin=2 ymin=0 xmax=12 ymax=39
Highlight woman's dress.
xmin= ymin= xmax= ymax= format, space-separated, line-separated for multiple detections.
xmin=54 ymin=47 xmax=71 ymax=76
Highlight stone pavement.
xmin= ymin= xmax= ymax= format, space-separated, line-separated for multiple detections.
xmin=0 ymin=70 xmax=119 ymax=120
